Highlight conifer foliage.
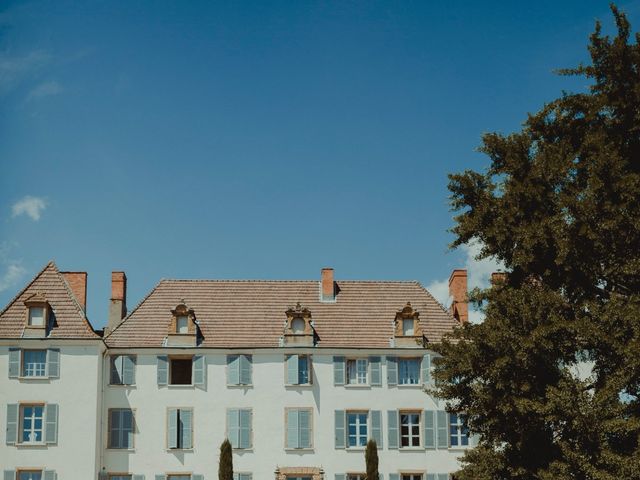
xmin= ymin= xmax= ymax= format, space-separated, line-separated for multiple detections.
xmin=219 ymin=439 xmax=234 ymax=480
xmin=365 ymin=439 xmax=379 ymax=480
xmin=434 ymin=5 xmax=640 ymax=479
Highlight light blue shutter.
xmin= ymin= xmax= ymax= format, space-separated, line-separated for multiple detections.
xmin=239 ymin=409 xmax=252 ymax=448
xmin=334 ymin=410 xmax=345 ymax=448
xmin=133 ymin=476 xmax=145 ymax=480
xmin=157 ymin=356 xmax=168 ymax=386
xmin=5 ymin=404 xmax=17 ymax=444
xmin=47 ymin=348 xmax=60 ymax=378
xmin=168 ymin=408 xmax=178 ymax=448
xmin=369 ymin=356 xmax=381 ymax=386
xmin=240 ymin=355 xmax=252 ymax=385
xmin=227 ymin=355 xmax=240 ymax=385
xmin=8 ymin=348 xmax=20 ymax=378
xmin=286 ymin=354 xmax=299 ymax=385
xmin=387 ymin=410 xmax=398 ymax=449
xmin=437 ymin=411 xmax=449 ymax=448
xmin=181 ymin=409 xmax=193 ymax=449
xmin=192 ymin=475 xmax=204 ymax=480
xmin=389 ymin=474 xmax=399 ymax=480
xmin=43 ymin=471 xmax=56 ymax=480
xmin=155 ymin=476 xmax=165 ymax=480
xmin=333 ymin=356 xmax=345 ymax=385
xmin=386 ymin=356 xmax=397 ymax=386
xmin=299 ymin=409 xmax=311 ymax=448
xmin=424 ymin=410 xmax=436 ymax=448
xmin=335 ymin=475 xmax=345 ymax=480
xmin=45 ymin=403 xmax=58 ymax=444
xmin=470 ymin=432 xmax=480 ymax=447
xmin=227 ymin=409 xmax=239 ymax=448
xmin=193 ymin=355 xmax=205 ymax=387
xmin=421 ymin=354 xmax=432 ymax=384
xmin=123 ymin=355 xmax=136 ymax=385
xmin=437 ymin=474 xmax=449 ymax=480
xmin=371 ymin=410 xmax=382 ymax=447
xmin=123 ymin=409 xmax=134 ymax=448
xmin=109 ymin=410 xmax=120 ymax=448
xmin=4 ymin=472 xmax=15 ymax=480
xmin=287 ymin=409 xmax=299 ymax=448
xmin=426 ymin=475 xmax=436 ymax=480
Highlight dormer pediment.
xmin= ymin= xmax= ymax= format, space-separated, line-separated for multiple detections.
xmin=393 ymin=302 xmax=425 ymax=348
xmin=167 ymin=300 xmax=199 ymax=346
xmin=283 ymin=302 xmax=315 ymax=346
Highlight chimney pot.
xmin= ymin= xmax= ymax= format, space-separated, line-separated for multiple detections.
xmin=321 ymin=268 xmax=335 ymax=302
xmin=62 ymin=272 xmax=87 ymax=311
xmin=448 ymin=269 xmax=468 ymax=323
xmin=108 ymin=271 xmax=127 ymax=333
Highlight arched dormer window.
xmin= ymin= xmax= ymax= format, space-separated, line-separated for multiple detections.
xmin=393 ymin=302 xmax=424 ymax=347
xmin=283 ymin=303 xmax=315 ymax=346
xmin=167 ymin=301 xmax=198 ymax=346
xmin=23 ymin=292 xmax=51 ymax=338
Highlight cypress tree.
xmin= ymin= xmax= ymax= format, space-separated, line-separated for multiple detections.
xmin=218 ymin=439 xmax=234 ymax=480
xmin=433 ymin=5 xmax=640 ymax=480
xmin=365 ymin=439 xmax=379 ymax=480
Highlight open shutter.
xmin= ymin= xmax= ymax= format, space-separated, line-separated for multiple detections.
xmin=157 ymin=356 xmax=168 ymax=386
xmin=386 ymin=356 xmax=397 ymax=386
xmin=335 ymin=475 xmax=345 ymax=480
xmin=371 ymin=410 xmax=382 ymax=447
xmin=334 ymin=410 xmax=345 ymax=448
xmin=299 ymin=409 xmax=311 ymax=448
xmin=426 ymin=475 xmax=436 ymax=480
xmin=5 ymin=404 xmax=18 ymax=445
xmin=437 ymin=474 xmax=449 ymax=480
xmin=286 ymin=354 xmax=299 ymax=385
xmin=436 ymin=411 xmax=449 ymax=448
xmin=240 ymin=355 xmax=252 ymax=385
xmin=192 ymin=475 xmax=204 ymax=480
xmin=239 ymin=409 xmax=252 ymax=448
xmin=193 ymin=355 xmax=205 ymax=387
xmin=155 ymin=476 xmax=165 ymax=480
xmin=3 ymin=472 xmax=15 ymax=480
xmin=424 ymin=410 xmax=436 ymax=449
xmin=181 ymin=409 xmax=193 ymax=449
xmin=387 ymin=410 xmax=398 ymax=449
xmin=133 ymin=476 xmax=145 ymax=480
xmin=369 ymin=356 xmax=381 ymax=386
xmin=45 ymin=403 xmax=59 ymax=444
xmin=43 ymin=471 xmax=56 ymax=480
xmin=389 ymin=475 xmax=399 ymax=480
xmin=168 ymin=408 xmax=178 ymax=448
xmin=47 ymin=348 xmax=60 ymax=378
xmin=123 ymin=409 xmax=134 ymax=448
xmin=286 ymin=409 xmax=299 ymax=448
xmin=227 ymin=355 xmax=240 ymax=385
xmin=333 ymin=356 xmax=345 ymax=385
xmin=227 ymin=409 xmax=239 ymax=448
xmin=8 ymin=348 xmax=20 ymax=378
xmin=123 ymin=355 xmax=136 ymax=385
xmin=421 ymin=354 xmax=432 ymax=385
xmin=470 ymin=432 xmax=480 ymax=447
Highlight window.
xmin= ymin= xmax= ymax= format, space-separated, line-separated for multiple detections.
xmin=108 ymin=409 xmax=134 ymax=449
xmin=227 ymin=408 xmax=252 ymax=449
xmin=176 ymin=315 xmax=189 ymax=334
xmin=286 ymin=354 xmax=312 ymax=385
xmin=348 ymin=475 xmax=365 ymax=480
xmin=22 ymin=350 xmax=47 ymax=377
xmin=346 ymin=359 xmax=368 ymax=385
xmin=234 ymin=474 xmax=253 ymax=480
xmin=286 ymin=408 xmax=313 ymax=449
xmin=170 ymin=357 xmax=193 ymax=385
xmin=402 ymin=475 xmax=422 ymax=480
xmin=347 ymin=412 xmax=368 ymax=447
xmin=19 ymin=473 xmax=42 ymax=480
xmin=449 ymin=413 xmax=469 ymax=447
xmin=400 ymin=412 xmax=421 ymax=447
xmin=291 ymin=317 xmax=305 ymax=333
xmin=20 ymin=404 xmax=44 ymax=443
xmin=402 ymin=318 xmax=415 ymax=336
xmin=227 ymin=354 xmax=252 ymax=385
xmin=167 ymin=476 xmax=191 ymax=480
xmin=168 ymin=408 xmax=193 ymax=449
xmin=28 ymin=306 xmax=45 ymax=326
xmin=109 ymin=476 xmax=132 ymax=480
xmin=110 ymin=355 xmax=135 ymax=385
xmin=398 ymin=358 xmax=421 ymax=385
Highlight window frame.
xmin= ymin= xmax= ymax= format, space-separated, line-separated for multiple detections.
xmin=346 ymin=410 xmax=369 ymax=448
xmin=347 ymin=474 xmax=366 ymax=480
xmin=27 ymin=305 xmax=47 ymax=328
xmin=17 ymin=471 xmax=43 ymax=480
xmin=166 ymin=407 xmax=194 ymax=450
xmin=109 ymin=354 xmax=131 ymax=386
xmin=449 ymin=413 xmax=470 ymax=448
xmin=107 ymin=408 xmax=135 ymax=450
xmin=399 ymin=410 xmax=422 ymax=448
xmin=108 ymin=475 xmax=133 ymax=480
xmin=346 ymin=358 xmax=368 ymax=385
xmin=400 ymin=473 xmax=424 ymax=480
xmin=284 ymin=407 xmax=314 ymax=450
xmin=19 ymin=403 xmax=45 ymax=445
xmin=398 ymin=357 xmax=421 ymax=386
xmin=169 ymin=355 xmax=193 ymax=386
xmin=21 ymin=349 xmax=47 ymax=378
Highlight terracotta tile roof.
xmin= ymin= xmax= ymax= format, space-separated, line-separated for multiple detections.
xmin=0 ymin=262 xmax=99 ymax=339
xmin=106 ymin=278 xmax=457 ymax=348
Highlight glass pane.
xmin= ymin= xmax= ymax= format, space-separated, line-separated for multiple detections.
xmin=29 ymin=307 xmax=45 ymax=326
xmin=177 ymin=316 xmax=189 ymax=333
xmin=291 ymin=318 xmax=305 ymax=333
xmin=298 ymin=356 xmax=309 ymax=384
xmin=23 ymin=350 xmax=47 ymax=377
xmin=402 ymin=318 xmax=414 ymax=335
xmin=347 ymin=360 xmax=356 ymax=384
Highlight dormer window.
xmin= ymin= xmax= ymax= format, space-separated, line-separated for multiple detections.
xmin=393 ymin=302 xmax=424 ymax=347
xmin=283 ymin=303 xmax=315 ymax=347
xmin=23 ymin=293 xmax=50 ymax=338
xmin=291 ymin=317 xmax=305 ymax=334
xmin=402 ymin=318 xmax=415 ymax=336
xmin=176 ymin=315 xmax=189 ymax=334
xmin=167 ymin=301 xmax=198 ymax=347
xmin=28 ymin=306 xmax=45 ymax=327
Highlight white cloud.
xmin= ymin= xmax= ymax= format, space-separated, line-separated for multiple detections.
xmin=426 ymin=238 xmax=504 ymax=323
xmin=27 ymin=80 xmax=63 ymax=101
xmin=12 ymin=196 xmax=47 ymax=221
xmin=0 ymin=263 xmax=26 ymax=293
xmin=0 ymin=50 xmax=51 ymax=94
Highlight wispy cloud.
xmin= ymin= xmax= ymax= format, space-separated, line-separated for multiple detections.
xmin=27 ymin=80 xmax=63 ymax=101
xmin=0 ymin=50 xmax=52 ymax=94
xmin=0 ymin=242 xmax=27 ymax=293
xmin=427 ymin=239 xmax=504 ymax=323
xmin=11 ymin=196 xmax=47 ymax=221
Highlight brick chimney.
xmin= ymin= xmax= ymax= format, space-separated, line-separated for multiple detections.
xmin=491 ymin=271 xmax=507 ymax=285
xmin=320 ymin=268 xmax=335 ymax=302
xmin=62 ymin=272 xmax=87 ymax=311
xmin=449 ymin=269 xmax=468 ymax=323
xmin=108 ymin=272 xmax=127 ymax=332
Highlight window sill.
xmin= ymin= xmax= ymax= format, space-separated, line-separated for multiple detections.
xmin=344 ymin=384 xmax=371 ymax=389
xmin=166 ymin=448 xmax=194 ymax=452
xmin=397 ymin=384 xmax=423 ymax=389
xmin=284 ymin=447 xmax=314 ymax=452
xmin=106 ymin=447 xmax=136 ymax=451
xmin=108 ymin=384 xmax=136 ymax=388
xmin=227 ymin=384 xmax=253 ymax=388
xmin=398 ymin=447 xmax=425 ymax=451
xmin=346 ymin=447 xmax=367 ymax=451
xmin=232 ymin=448 xmax=254 ymax=452
xmin=16 ymin=442 xmax=48 ymax=448
xmin=167 ymin=384 xmax=195 ymax=388
xmin=284 ymin=384 xmax=313 ymax=388
xmin=17 ymin=376 xmax=51 ymax=381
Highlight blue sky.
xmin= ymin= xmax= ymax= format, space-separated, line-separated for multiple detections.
xmin=1 ymin=0 xmax=637 ymax=328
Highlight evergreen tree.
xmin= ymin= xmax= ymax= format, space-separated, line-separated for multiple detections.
xmin=219 ymin=439 xmax=234 ymax=480
xmin=433 ymin=5 xmax=640 ymax=480
xmin=365 ymin=439 xmax=379 ymax=480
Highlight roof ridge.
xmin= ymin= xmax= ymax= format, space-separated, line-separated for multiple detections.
xmin=0 ymin=261 xmax=55 ymax=317
xmin=157 ymin=278 xmax=422 ymax=284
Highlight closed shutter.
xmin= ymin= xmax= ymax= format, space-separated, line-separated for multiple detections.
xmin=299 ymin=409 xmax=311 ymax=448
xmin=386 ymin=356 xmax=397 ymax=386
xmin=227 ymin=355 xmax=240 ymax=385
xmin=387 ymin=410 xmax=398 ymax=449
xmin=43 ymin=472 xmax=57 ymax=480
xmin=168 ymin=408 xmax=178 ymax=448
xmin=424 ymin=410 xmax=436 ymax=449
xmin=239 ymin=475 xmax=252 ymax=480
xmin=47 ymin=348 xmax=60 ymax=378
xmin=470 ymin=433 xmax=480 ymax=447
xmin=123 ymin=355 xmax=136 ymax=385
xmin=3 ymin=472 xmax=15 ymax=480
xmin=240 ymin=355 xmax=252 ymax=385
xmin=157 ymin=356 xmax=168 ymax=386
xmin=426 ymin=474 xmax=436 ymax=480
xmin=437 ymin=474 xmax=449 ymax=480
xmin=193 ymin=355 xmax=205 ymax=387
xmin=286 ymin=354 xmax=299 ymax=385
xmin=45 ymin=403 xmax=59 ymax=444
xmin=421 ymin=354 xmax=432 ymax=385
xmin=227 ymin=409 xmax=240 ymax=448
xmin=334 ymin=410 xmax=345 ymax=448
xmin=8 ymin=348 xmax=20 ymax=378
xmin=335 ymin=475 xmax=345 ymax=480
xmin=133 ymin=476 xmax=146 ymax=480
xmin=369 ymin=356 xmax=381 ymax=386
xmin=286 ymin=409 xmax=298 ymax=448
xmin=436 ymin=411 xmax=448 ymax=449
xmin=333 ymin=356 xmax=345 ymax=385
xmin=389 ymin=474 xmax=399 ymax=480
xmin=239 ymin=409 xmax=252 ymax=448
xmin=181 ymin=409 xmax=193 ymax=449
xmin=5 ymin=404 xmax=18 ymax=445
xmin=371 ymin=410 xmax=382 ymax=447
xmin=155 ymin=476 xmax=165 ymax=480
xmin=192 ymin=475 xmax=204 ymax=480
